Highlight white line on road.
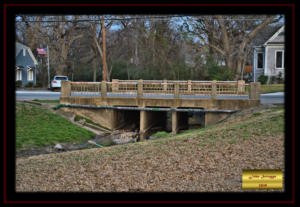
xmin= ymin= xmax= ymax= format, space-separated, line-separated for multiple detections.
xmin=261 ymin=92 xmax=284 ymax=96
xmin=16 ymin=91 xmax=61 ymax=94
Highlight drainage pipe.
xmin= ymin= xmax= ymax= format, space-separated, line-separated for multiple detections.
xmin=54 ymin=103 xmax=238 ymax=113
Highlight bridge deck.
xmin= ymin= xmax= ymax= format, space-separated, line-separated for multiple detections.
xmin=60 ymin=80 xmax=261 ymax=110
xmin=61 ymin=96 xmax=260 ymax=111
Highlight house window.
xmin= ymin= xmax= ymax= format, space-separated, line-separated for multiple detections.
xmin=257 ymin=53 xmax=263 ymax=69
xmin=16 ymin=68 xmax=22 ymax=81
xmin=275 ymin=50 xmax=284 ymax=69
xmin=27 ymin=68 xmax=34 ymax=81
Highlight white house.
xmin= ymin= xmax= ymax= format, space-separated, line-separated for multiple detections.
xmin=252 ymin=26 xmax=285 ymax=83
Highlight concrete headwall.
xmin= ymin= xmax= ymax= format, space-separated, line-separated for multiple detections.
xmin=205 ymin=112 xmax=232 ymax=126
xmin=59 ymin=107 xmax=116 ymax=129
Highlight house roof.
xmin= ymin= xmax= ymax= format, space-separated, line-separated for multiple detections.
xmin=263 ymin=26 xmax=284 ymax=45
xmin=16 ymin=42 xmax=29 ymax=56
xmin=251 ymin=25 xmax=284 ymax=47
xmin=15 ymin=42 xmax=38 ymax=65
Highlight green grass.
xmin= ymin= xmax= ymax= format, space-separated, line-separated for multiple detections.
xmin=16 ymin=103 xmax=95 ymax=150
xmin=151 ymin=131 xmax=170 ymax=137
xmin=260 ymin=84 xmax=284 ymax=94
xmin=252 ymin=112 xmax=262 ymax=117
xmin=32 ymin=99 xmax=60 ymax=103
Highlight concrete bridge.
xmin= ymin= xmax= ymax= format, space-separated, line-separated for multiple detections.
xmin=59 ymin=80 xmax=261 ymax=140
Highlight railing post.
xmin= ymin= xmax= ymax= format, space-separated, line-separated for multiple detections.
xmin=163 ymin=79 xmax=168 ymax=93
xmin=237 ymin=80 xmax=245 ymax=94
xmin=101 ymin=81 xmax=107 ymax=98
xmin=250 ymin=82 xmax=261 ymax=100
xmin=137 ymin=79 xmax=143 ymax=99
xmin=188 ymin=80 xmax=192 ymax=93
xmin=112 ymin=79 xmax=119 ymax=92
xmin=211 ymin=80 xmax=217 ymax=99
xmin=61 ymin=81 xmax=71 ymax=97
xmin=174 ymin=82 xmax=180 ymax=98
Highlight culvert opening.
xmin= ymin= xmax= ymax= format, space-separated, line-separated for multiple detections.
xmin=114 ymin=109 xmax=140 ymax=131
xmin=175 ymin=107 xmax=206 ymax=131
xmin=139 ymin=107 xmax=169 ymax=140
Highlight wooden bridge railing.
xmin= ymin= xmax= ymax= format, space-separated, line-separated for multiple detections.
xmin=61 ymin=79 xmax=261 ymax=100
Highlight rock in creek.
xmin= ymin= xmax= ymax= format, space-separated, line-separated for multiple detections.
xmin=54 ymin=144 xmax=64 ymax=150
xmin=112 ymin=131 xmax=139 ymax=145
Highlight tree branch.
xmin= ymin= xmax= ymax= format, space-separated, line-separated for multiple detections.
xmin=94 ymin=36 xmax=103 ymax=58
xmin=216 ymin=15 xmax=231 ymax=54
xmin=68 ymin=34 xmax=84 ymax=47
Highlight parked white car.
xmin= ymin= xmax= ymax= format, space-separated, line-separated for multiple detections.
xmin=51 ymin=76 xmax=68 ymax=90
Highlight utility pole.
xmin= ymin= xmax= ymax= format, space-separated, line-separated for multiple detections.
xmin=72 ymin=61 xmax=74 ymax=81
xmin=47 ymin=45 xmax=50 ymax=89
xmin=101 ymin=15 xmax=108 ymax=81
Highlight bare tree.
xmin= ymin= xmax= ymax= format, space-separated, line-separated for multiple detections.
xmin=185 ymin=15 xmax=282 ymax=79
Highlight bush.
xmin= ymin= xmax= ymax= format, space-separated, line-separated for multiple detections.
xmin=207 ymin=66 xmax=235 ymax=81
xmin=277 ymin=72 xmax=284 ymax=84
xmin=34 ymin=82 xmax=42 ymax=88
xmin=24 ymin=82 xmax=34 ymax=88
xmin=270 ymin=76 xmax=277 ymax=84
xmin=258 ymin=75 xmax=268 ymax=85
xmin=16 ymin=80 xmax=22 ymax=88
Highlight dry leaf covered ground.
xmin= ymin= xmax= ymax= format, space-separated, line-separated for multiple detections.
xmin=16 ymin=106 xmax=284 ymax=192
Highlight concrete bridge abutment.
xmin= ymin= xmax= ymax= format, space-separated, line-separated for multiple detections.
xmin=59 ymin=107 xmax=140 ymax=131
xmin=204 ymin=112 xmax=231 ymax=127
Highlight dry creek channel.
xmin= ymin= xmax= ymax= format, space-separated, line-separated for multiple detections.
xmin=16 ymin=102 xmax=175 ymax=158
xmin=16 ymin=101 xmax=281 ymax=158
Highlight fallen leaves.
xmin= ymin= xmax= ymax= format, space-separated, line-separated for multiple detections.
xmin=16 ymin=108 xmax=284 ymax=192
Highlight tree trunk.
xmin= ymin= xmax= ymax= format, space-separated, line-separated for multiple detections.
xmin=28 ymin=16 xmax=41 ymax=49
xmin=101 ymin=17 xmax=108 ymax=81
xmin=93 ymin=58 xmax=97 ymax=82
xmin=126 ymin=62 xmax=130 ymax=80
xmin=57 ymin=43 xmax=68 ymax=75
xmin=135 ymin=39 xmax=139 ymax=65
xmin=226 ymin=55 xmax=234 ymax=70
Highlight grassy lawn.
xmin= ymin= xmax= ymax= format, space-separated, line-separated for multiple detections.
xmin=32 ymin=99 xmax=60 ymax=103
xmin=260 ymin=84 xmax=284 ymax=94
xmin=16 ymin=103 xmax=95 ymax=150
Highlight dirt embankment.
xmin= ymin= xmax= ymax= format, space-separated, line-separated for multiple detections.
xmin=16 ymin=104 xmax=284 ymax=192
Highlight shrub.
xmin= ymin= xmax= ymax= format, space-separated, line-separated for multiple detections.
xmin=258 ymin=75 xmax=268 ymax=85
xmin=16 ymin=80 xmax=22 ymax=88
xmin=34 ymin=82 xmax=42 ymax=88
xmin=270 ymin=76 xmax=277 ymax=84
xmin=207 ymin=66 xmax=235 ymax=81
xmin=24 ymin=82 xmax=34 ymax=88
xmin=277 ymin=72 xmax=284 ymax=84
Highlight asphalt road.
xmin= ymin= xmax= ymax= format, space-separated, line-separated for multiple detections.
xmin=16 ymin=91 xmax=61 ymax=100
xmin=15 ymin=90 xmax=284 ymax=104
